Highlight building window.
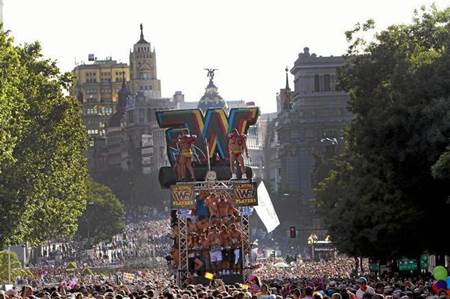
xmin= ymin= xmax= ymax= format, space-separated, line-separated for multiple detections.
xmin=147 ymin=108 xmax=153 ymax=122
xmin=314 ymin=75 xmax=320 ymax=92
xmin=128 ymin=111 xmax=134 ymax=123
xmin=139 ymin=109 xmax=145 ymax=123
xmin=324 ymin=74 xmax=331 ymax=91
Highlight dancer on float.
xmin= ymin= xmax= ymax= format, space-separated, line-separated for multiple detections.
xmin=220 ymin=224 xmax=233 ymax=275
xmin=208 ymin=225 xmax=223 ymax=275
xmin=176 ymin=129 xmax=197 ymax=181
xmin=229 ymin=222 xmax=243 ymax=274
xmin=228 ymin=129 xmax=249 ymax=180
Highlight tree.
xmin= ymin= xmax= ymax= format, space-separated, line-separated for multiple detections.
xmin=0 ymin=27 xmax=88 ymax=248
xmin=0 ymin=251 xmax=32 ymax=284
xmin=316 ymin=6 xmax=450 ymax=259
xmin=0 ymin=24 xmax=27 ymax=173
xmin=76 ymin=179 xmax=125 ymax=246
xmin=432 ymin=149 xmax=450 ymax=181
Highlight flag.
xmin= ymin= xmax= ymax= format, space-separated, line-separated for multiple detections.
xmin=254 ymin=182 xmax=280 ymax=233
xmin=204 ymin=272 xmax=214 ymax=280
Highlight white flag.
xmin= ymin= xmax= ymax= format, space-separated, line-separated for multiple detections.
xmin=255 ymin=182 xmax=280 ymax=233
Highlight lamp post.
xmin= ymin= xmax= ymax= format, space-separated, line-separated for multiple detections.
xmin=8 ymin=245 xmax=11 ymax=284
xmin=307 ymin=233 xmax=318 ymax=261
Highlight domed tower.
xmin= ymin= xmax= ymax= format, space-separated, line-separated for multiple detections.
xmin=198 ymin=68 xmax=227 ymax=114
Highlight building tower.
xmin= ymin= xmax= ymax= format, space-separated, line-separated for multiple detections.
xmin=277 ymin=67 xmax=294 ymax=113
xmin=129 ymin=24 xmax=161 ymax=98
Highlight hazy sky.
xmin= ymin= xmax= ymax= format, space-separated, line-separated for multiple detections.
xmin=3 ymin=0 xmax=448 ymax=113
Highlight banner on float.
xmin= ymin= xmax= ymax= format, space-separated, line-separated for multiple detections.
xmin=255 ymin=182 xmax=280 ymax=233
xmin=171 ymin=184 xmax=195 ymax=209
xmin=233 ymin=182 xmax=258 ymax=206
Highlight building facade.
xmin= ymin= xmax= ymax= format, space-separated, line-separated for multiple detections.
xmin=264 ymin=68 xmax=294 ymax=192
xmin=72 ymin=58 xmax=129 ymax=138
xmin=124 ymin=94 xmax=176 ymax=173
xmin=264 ymin=48 xmax=352 ymax=250
xmin=89 ymin=25 xmax=176 ymax=175
xmin=279 ymin=47 xmax=351 ymax=198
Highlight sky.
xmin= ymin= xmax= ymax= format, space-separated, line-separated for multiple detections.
xmin=3 ymin=0 xmax=448 ymax=113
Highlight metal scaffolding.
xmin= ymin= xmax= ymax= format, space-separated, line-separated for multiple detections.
xmin=173 ymin=178 xmax=253 ymax=286
xmin=177 ymin=210 xmax=189 ymax=285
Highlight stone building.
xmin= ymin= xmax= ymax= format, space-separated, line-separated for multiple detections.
xmin=129 ymin=24 xmax=161 ymax=97
xmin=72 ymin=59 xmax=129 ymax=138
xmin=279 ymin=47 xmax=351 ymax=197
xmin=124 ymin=93 xmax=176 ymax=174
xmin=264 ymin=48 xmax=352 ymax=250
xmin=264 ymin=68 xmax=294 ymax=192
xmin=247 ymin=112 xmax=276 ymax=180
xmin=86 ymin=25 xmax=176 ymax=174
xmin=91 ymin=80 xmax=131 ymax=172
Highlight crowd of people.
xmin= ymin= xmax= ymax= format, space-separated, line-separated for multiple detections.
xmin=32 ymin=216 xmax=173 ymax=269
xmin=254 ymin=257 xmax=358 ymax=281
xmin=3 ymin=256 xmax=449 ymax=299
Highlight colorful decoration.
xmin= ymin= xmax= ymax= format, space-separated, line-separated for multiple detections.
xmin=432 ymin=282 xmax=439 ymax=294
xmin=157 ymin=107 xmax=259 ymax=166
xmin=435 ymin=280 xmax=447 ymax=290
xmin=433 ymin=265 xmax=448 ymax=281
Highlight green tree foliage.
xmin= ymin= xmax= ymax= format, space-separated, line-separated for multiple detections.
xmin=316 ymin=6 xmax=450 ymax=258
xmin=0 ymin=27 xmax=88 ymax=248
xmin=432 ymin=149 xmax=450 ymax=181
xmin=0 ymin=251 xmax=32 ymax=284
xmin=0 ymin=25 xmax=27 ymax=172
xmin=76 ymin=179 xmax=124 ymax=245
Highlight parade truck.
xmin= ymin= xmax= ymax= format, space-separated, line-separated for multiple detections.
xmin=156 ymin=106 xmax=260 ymax=286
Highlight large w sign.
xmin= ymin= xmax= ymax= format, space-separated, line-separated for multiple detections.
xmin=156 ymin=107 xmax=259 ymax=166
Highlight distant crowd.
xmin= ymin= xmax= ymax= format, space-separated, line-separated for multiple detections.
xmin=33 ymin=214 xmax=172 ymax=269
xmin=3 ymin=256 xmax=449 ymax=299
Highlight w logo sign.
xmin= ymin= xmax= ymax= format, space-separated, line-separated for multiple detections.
xmin=170 ymin=185 xmax=195 ymax=208
xmin=156 ymin=107 xmax=259 ymax=166
xmin=234 ymin=183 xmax=258 ymax=206
xmin=173 ymin=190 xmax=192 ymax=201
xmin=236 ymin=188 xmax=255 ymax=198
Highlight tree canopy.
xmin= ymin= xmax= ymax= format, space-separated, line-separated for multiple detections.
xmin=316 ymin=6 xmax=450 ymax=259
xmin=0 ymin=251 xmax=33 ymax=284
xmin=76 ymin=179 xmax=125 ymax=246
xmin=0 ymin=26 xmax=88 ymax=248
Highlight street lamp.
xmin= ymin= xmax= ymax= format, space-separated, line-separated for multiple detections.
xmin=307 ymin=233 xmax=318 ymax=261
xmin=8 ymin=246 xmax=11 ymax=284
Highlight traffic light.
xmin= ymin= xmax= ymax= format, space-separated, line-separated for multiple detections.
xmin=289 ymin=226 xmax=296 ymax=238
